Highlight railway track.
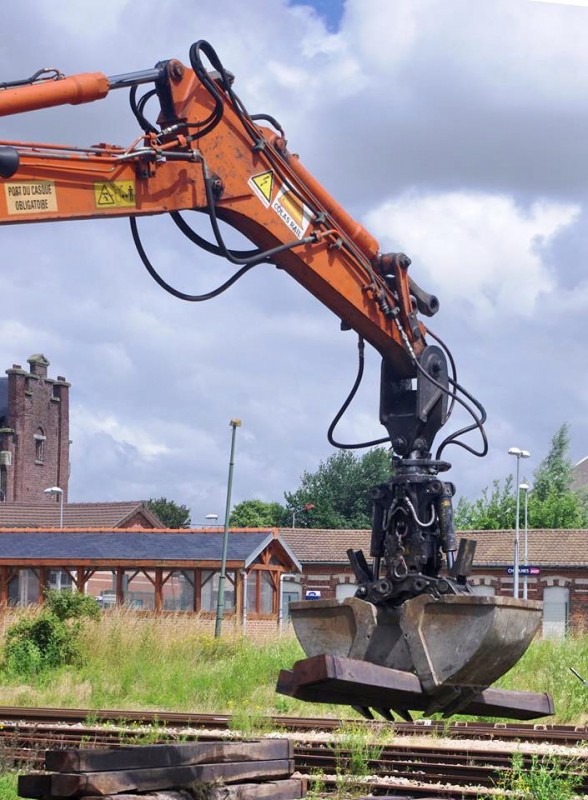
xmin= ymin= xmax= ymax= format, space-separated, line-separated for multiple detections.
xmin=0 ymin=705 xmax=587 ymax=743
xmin=0 ymin=707 xmax=586 ymax=799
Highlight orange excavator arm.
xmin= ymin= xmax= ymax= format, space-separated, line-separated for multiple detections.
xmin=0 ymin=50 xmax=432 ymax=379
xmin=0 ymin=42 xmax=543 ymax=723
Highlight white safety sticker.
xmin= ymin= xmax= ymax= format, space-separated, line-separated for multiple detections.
xmin=272 ymin=184 xmax=313 ymax=240
xmin=4 ymin=181 xmax=57 ymax=215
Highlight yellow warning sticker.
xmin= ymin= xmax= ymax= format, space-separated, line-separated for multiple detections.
xmin=4 ymin=181 xmax=57 ymax=215
xmin=272 ymin=184 xmax=313 ymax=240
xmin=94 ymin=181 xmax=136 ymax=208
xmin=248 ymin=170 xmax=274 ymax=207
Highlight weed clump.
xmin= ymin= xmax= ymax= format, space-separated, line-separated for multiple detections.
xmin=486 ymin=752 xmax=584 ymax=800
xmin=3 ymin=589 xmax=99 ymax=677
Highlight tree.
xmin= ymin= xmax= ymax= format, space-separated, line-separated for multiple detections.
xmin=454 ymin=476 xmax=515 ymax=531
xmin=528 ymin=424 xmax=588 ymax=528
xmin=229 ymin=499 xmax=288 ymax=527
xmin=284 ymin=447 xmax=392 ymax=529
xmin=147 ymin=497 xmax=191 ymax=528
xmin=455 ymin=424 xmax=588 ymax=530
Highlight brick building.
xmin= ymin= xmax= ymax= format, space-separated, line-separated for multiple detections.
xmin=280 ymin=527 xmax=588 ymax=637
xmin=0 ymin=354 xmax=70 ymax=504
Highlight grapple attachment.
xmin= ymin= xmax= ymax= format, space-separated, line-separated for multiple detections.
xmin=287 ymin=594 xmax=544 ymax=717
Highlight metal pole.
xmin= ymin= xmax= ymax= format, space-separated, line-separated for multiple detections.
xmin=241 ymin=570 xmax=248 ymax=635
xmin=59 ymin=491 xmax=64 ymax=529
xmin=514 ymin=457 xmax=520 ymax=599
xmin=278 ymin=573 xmax=296 ymax=635
xmin=522 ymin=485 xmax=529 ymax=600
xmin=508 ymin=448 xmax=530 ymax=599
xmin=214 ymin=418 xmax=241 ymax=638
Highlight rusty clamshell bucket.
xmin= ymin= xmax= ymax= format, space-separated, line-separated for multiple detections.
xmin=289 ymin=594 xmax=542 ymax=714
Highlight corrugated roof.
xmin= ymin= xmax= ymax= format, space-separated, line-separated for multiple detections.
xmin=0 ymin=530 xmax=274 ymax=564
xmin=0 ymin=501 xmax=162 ymax=529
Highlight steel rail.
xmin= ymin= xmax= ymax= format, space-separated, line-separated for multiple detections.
xmin=2 ymin=715 xmax=587 ymax=798
xmin=0 ymin=706 xmax=587 ymax=744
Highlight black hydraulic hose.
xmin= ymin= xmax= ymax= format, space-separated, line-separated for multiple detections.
xmin=250 ymin=113 xmax=284 ymax=137
xmin=129 ymin=217 xmax=258 ymax=302
xmin=435 ymin=375 xmax=488 ymax=460
xmin=170 ymin=211 xmax=263 ymax=260
xmin=187 ymin=41 xmax=228 ymax=138
xmin=327 ymin=336 xmax=389 ymax=450
xmin=202 ymin=168 xmax=317 ymax=266
xmin=129 ymin=85 xmax=158 ymax=134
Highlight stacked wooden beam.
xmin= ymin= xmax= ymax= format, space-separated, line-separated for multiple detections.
xmin=18 ymin=740 xmax=305 ymax=800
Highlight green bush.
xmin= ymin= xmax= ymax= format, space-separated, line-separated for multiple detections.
xmin=3 ymin=590 xmax=100 ymax=677
xmin=4 ymin=614 xmax=72 ymax=675
xmin=44 ymin=589 xmax=100 ymax=621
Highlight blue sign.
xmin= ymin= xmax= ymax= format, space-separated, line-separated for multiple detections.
xmin=305 ymin=590 xmax=322 ymax=600
xmin=506 ymin=565 xmax=540 ymax=576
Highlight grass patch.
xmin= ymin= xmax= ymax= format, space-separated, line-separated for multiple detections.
xmin=484 ymin=752 xmax=584 ymax=800
xmin=0 ymin=774 xmax=20 ymax=800
xmin=0 ymin=609 xmax=347 ymax=718
xmin=492 ymin=634 xmax=588 ymax=725
xmin=334 ymin=722 xmax=383 ymax=776
xmin=0 ymin=607 xmax=586 ymax=723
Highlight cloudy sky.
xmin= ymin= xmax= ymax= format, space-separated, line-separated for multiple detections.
xmin=1 ymin=0 xmax=588 ymax=523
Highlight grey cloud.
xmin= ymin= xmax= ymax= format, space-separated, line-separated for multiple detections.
xmin=2 ymin=0 xmax=588 ymax=519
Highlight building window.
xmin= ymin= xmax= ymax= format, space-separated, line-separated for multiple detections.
xmin=34 ymin=428 xmax=46 ymax=463
xmin=200 ymin=570 xmax=235 ymax=613
xmin=246 ymin=571 xmax=275 ymax=614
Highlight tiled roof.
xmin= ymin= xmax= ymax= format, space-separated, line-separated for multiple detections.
xmin=0 ymin=501 xmax=162 ymax=529
xmin=0 ymin=529 xmax=279 ymax=565
xmin=462 ymin=529 xmax=588 ymax=568
xmin=280 ymin=527 xmax=588 ymax=568
xmin=279 ymin=528 xmax=372 ymax=563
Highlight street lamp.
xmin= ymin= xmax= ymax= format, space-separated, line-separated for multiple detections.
xmin=205 ymin=513 xmax=219 ymax=526
xmin=215 ymin=418 xmax=241 ymax=638
xmin=291 ymin=502 xmax=315 ymax=529
xmin=44 ymin=486 xmax=64 ymax=528
xmin=507 ymin=447 xmax=530 ymax=598
xmin=519 ymin=483 xmax=530 ymax=600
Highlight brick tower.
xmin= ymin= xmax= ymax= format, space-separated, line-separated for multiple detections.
xmin=0 ymin=354 xmax=70 ymax=503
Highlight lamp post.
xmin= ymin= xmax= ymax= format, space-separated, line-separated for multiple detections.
xmin=205 ymin=513 xmax=219 ymax=527
xmin=215 ymin=418 xmax=241 ymax=638
xmin=291 ymin=502 xmax=315 ymax=529
xmin=519 ymin=483 xmax=530 ymax=600
xmin=507 ymin=447 xmax=530 ymax=598
xmin=44 ymin=486 xmax=64 ymax=528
